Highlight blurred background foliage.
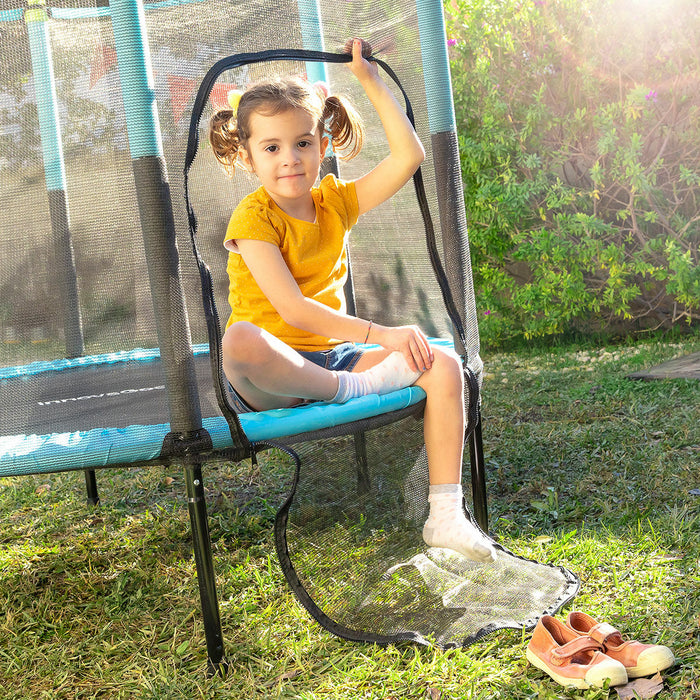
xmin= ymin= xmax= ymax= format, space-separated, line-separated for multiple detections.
xmin=446 ymin=0 xmax=700 ymax=346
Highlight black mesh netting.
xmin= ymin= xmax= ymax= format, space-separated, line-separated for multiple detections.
xmin=271 ymin=415 xmax=578 ymax=648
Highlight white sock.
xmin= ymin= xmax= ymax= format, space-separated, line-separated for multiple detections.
xmin=332 ymin=351 xmax=422 ymax=403
xmin=422 ymin=484 xmax=497 ymax=563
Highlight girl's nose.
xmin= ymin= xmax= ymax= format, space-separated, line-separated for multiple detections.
xmin=283 ymin=147 xmax=301 ymax=165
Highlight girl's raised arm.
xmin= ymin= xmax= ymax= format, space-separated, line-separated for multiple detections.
xmin=349 ymin=39 xmax=425 ymax=217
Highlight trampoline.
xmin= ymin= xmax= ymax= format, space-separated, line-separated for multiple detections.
xmin=0 ymin=0 xmax=578 ymax=671
xmin=0 ymin=342 xmax=431 ymax=475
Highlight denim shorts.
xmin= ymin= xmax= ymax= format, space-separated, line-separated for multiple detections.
xmin=227 ymin=341 xmax=364 ymax=414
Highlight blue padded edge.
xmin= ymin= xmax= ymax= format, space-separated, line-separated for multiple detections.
xmin=0 ymin=343 xmax=210 ymax=380
xmin=0 ymin=386 xmax=425 ymax=478
xmin=50 ymin=0 xmax=205 ymax=21
xmin=0 ymin=8 xmax=24 ymax=22
xmin=227 ymin=386 xmax=424 ymax=445
xmin=2 ymin=338 xmax=451 ymax=379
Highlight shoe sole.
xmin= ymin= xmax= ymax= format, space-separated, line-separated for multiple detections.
xmin=526 ymin=647 xmax=627 ymax=689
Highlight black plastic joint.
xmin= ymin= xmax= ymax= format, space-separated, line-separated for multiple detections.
xmin=161 ymin=428 xmax=213 ymax=461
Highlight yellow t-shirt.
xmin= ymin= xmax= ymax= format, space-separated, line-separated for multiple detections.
xmin=223 ymin=174 xmax=359 ymax=351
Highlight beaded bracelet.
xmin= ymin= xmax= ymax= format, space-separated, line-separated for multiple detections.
xmin=363 ymin=320 xmax=373 ymax=344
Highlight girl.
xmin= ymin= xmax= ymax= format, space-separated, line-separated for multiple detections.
xmin=209 ymin=39 xmax=496 ymax=564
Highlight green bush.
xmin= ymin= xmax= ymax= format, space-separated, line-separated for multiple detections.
xmin=446 ymin=0 xmax=700 ymax=345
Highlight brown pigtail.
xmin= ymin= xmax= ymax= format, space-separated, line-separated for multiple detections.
xmin=323 ymin=94 xmax=364 ymax=161
xmin=208 ymin=78 xmax=365 ymax=172
xmin=208 ymin=108 xmax=242 ymax=177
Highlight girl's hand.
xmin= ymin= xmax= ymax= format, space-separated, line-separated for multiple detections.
xmin=346 ymin=38 xmax=379 ymax=83
xmin=372 ymin=323 xmax=434 ymax=373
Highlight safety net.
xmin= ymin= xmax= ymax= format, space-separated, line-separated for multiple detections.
xmin=0 ymin=0 xmax=578 ymax=653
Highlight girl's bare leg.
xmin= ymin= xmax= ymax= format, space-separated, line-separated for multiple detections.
xmin=225 ymin=325 xmax=495 ymax=562
xmin=224 ymin=322 xmax=419 ymax=411
xmin=361 ymin=344 xmax=467 ymax=485
xmin=415 ymin=347 xmax=496 ymax=562
xmin=362 ymin=345 xmax=494 ymax=562
xmin=222 ymin=322 xmax=339 ymax=411
xmin=414 ymin=347 xmax=465 ymax=484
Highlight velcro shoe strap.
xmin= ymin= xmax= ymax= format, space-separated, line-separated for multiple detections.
xmin=550 ymin=636 xmax=603 ymax=666
xmin=588 ymin=622 xmax=620 ymax=645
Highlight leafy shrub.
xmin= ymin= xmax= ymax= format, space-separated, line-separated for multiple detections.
xmin=445 ymin=0 xmax=700 ymax=345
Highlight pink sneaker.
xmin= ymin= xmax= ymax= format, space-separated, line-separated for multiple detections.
xmin=566 ymin=611 xmax=675 ymax=679
xmin=526 ymin=615 xmax=628 ymax=689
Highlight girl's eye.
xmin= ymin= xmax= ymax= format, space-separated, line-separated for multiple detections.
xmin=264 ymin=145 xmax=278 ymax=153
xmin=297 ymin=140 xmax=311 ymax=148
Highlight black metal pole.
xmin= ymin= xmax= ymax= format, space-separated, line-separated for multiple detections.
xmin=185 ymin=461 xmax=226 ymax=672
xmin=84 ymin=467 xmax=99 ymax=506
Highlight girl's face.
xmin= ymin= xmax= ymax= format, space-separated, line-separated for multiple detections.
xmin=240 ymin=106 xmax=329 ymax=218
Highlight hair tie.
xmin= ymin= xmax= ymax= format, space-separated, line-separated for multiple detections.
xmin=227 ymin=89 xmax=243 ymax=115
xmin=313 ymin=81 xmax=330 ymax=99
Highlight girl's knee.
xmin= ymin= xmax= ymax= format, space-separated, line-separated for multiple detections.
xmin=223 ymin=322 xmax=266 ymax=366
xmin=432 ymin=345 xmax=462 ymax=376
xmin=420 ymin=345 xmax=464 ymax=392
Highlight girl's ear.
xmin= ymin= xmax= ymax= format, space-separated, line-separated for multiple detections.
xmin=320 ymin=135 xmax=330 ymax=158
xmin=239 ymin=147 xmax=254 ymax=173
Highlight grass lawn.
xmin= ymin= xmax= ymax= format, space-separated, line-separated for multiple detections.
xmin=1 ymin=332 xmax=699 ymax=699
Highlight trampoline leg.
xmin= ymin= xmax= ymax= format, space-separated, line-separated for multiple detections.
xmin=468 ymin=418 xmax=489 ymax=533
xmin=84 ymin=469 xmax=99 ymax=506
xmin=184 ymin=461 xmax=226 ymax=674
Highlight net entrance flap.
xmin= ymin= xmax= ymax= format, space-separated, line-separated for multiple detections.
xmin=273 ymin=420 xmax=579 ymax=648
